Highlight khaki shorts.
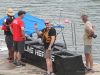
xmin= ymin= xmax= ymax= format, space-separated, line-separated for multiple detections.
xmin=44 ymin=48 xmax=53 ymax=59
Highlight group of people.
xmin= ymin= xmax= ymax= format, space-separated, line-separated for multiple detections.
xmin=1 ymin=8 xmax=95 ymax=75
xmin=2 ymin=8 xmax=26 ymax=67
xmin=2 ymin=8 xmax=56 ymax=75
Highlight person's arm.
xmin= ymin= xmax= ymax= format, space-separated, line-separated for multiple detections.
xmin=21 ymin=27 xmax=25 ymax=38
xmin=10 ymin=26 xmax=13 ymax=35
xmin=48 ymin=36 xmax=55 ymax=50
xmin=19 ymin=21 xmax=25 ymax=38
xmin=88 ymin=29 xmax=94 ymax=38
xmin=92 ymin=25 xmax=95 ymax=30
xmin=35 ymin=23 xmax=43 ymax=35
xmin=86 ymin=23 xmax=94 ymax=38
xmin=3 ymin=21 xmax=9 ymax=28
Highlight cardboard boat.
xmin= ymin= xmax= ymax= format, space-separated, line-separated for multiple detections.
xmin=21 ymin=35 xmax=85 ymax=75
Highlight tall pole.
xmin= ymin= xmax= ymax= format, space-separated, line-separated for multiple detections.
xmin=59 ymin=9 xmax=62 ymax=25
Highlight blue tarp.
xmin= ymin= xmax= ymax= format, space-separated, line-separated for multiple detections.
xmin=0 ymin=14 xmax=45 ymax=36
xmin=54 ymin=26 xmax=64 ymax=28
xmin=0 ymin=14 xmax=64 ymax=36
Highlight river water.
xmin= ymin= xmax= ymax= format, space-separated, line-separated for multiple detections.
xmin=0 ymin=0 xmax=100 ymax=63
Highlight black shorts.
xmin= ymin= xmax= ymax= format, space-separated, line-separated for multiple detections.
xmin=14 ymin=41 xmax=25 ymax=53
xmin=5 ymin=36 xmax=13 ymax=49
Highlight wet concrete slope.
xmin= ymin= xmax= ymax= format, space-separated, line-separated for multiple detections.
xmin=0 ymin=50 xmax=45 ymax=75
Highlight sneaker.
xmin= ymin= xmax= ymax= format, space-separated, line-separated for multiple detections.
xmin=85 ymin=67 xmax=90 ymax=71
xmin=85 ymin=69 xmax=94 ymax=74
xmin=13 ymin=62 xmax=17 ymax=66
xmin=7 ymin=58 xmax=12 ymax=60
xmin=44 ymin=72 xmax=51 ymax=75
xmin=16 ymin=63 xmax=26 ymax=67
xmin=50 ymin=72 xmax=54 ymax=75
xmin=89 ymin=69 xmax=94 ymax=73
xmin=9 ymin=60 xmax=14 ymax=62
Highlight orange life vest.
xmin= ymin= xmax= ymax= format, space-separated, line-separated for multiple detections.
xmin=1 ymin=25 xmax=9 ymax=31
xmin=1 ymin=17 xmax=15 ymax=31
xmin=1 ymin=19 xmax=9 ymax=31
xmin=42 ymin=28 xmax=56 ymax=43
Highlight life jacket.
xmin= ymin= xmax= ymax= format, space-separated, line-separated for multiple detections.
xmin=1 ymin=24 xmax=8 ymax=31
xmin=1 ymin=17 xmax=15 ymax=31
xmin=42 ymin=27 xmax=56 ymax=43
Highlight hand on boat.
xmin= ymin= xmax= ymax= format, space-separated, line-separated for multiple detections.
xmin=35 ymin=23 xmax=38 ymax=29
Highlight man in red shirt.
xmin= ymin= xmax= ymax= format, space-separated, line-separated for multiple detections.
xmin=10 ymin=10 xmax=26 ymax=67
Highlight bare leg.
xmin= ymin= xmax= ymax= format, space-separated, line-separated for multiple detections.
xmin=50 ymin=59 xmax=53 ymax=72
xmin=46 ymin=58 xmax=51 ymax=74
xmin=14 ymin=51 xmax=17 ymax=60
xmin=9 ymin=47 xmax=14 ymax=59
xmin=17 ymin=52 xmax=21 ymax=60
xmin=85 ymin=53 xmax=89 ymax=67
xmin=8 ymin=48 xmax=10 ymax=58
xmin=88 ymin=53 xmax=93 ymax=69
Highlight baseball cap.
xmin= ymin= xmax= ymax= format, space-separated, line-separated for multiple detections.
xmin=18 ymin=10 xmax=26 ymax=16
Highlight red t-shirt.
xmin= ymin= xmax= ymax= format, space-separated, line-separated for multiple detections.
xmin=10 ymin=18 xmax=25 ymax=41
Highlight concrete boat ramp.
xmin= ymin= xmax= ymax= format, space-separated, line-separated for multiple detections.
xmin=0 ymin=50 xmax=100 ymax=75
xmin=0 ymin=50 xmax=45 ymax=75
xmin=86 ymin=64 xmax=100 ymax=75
